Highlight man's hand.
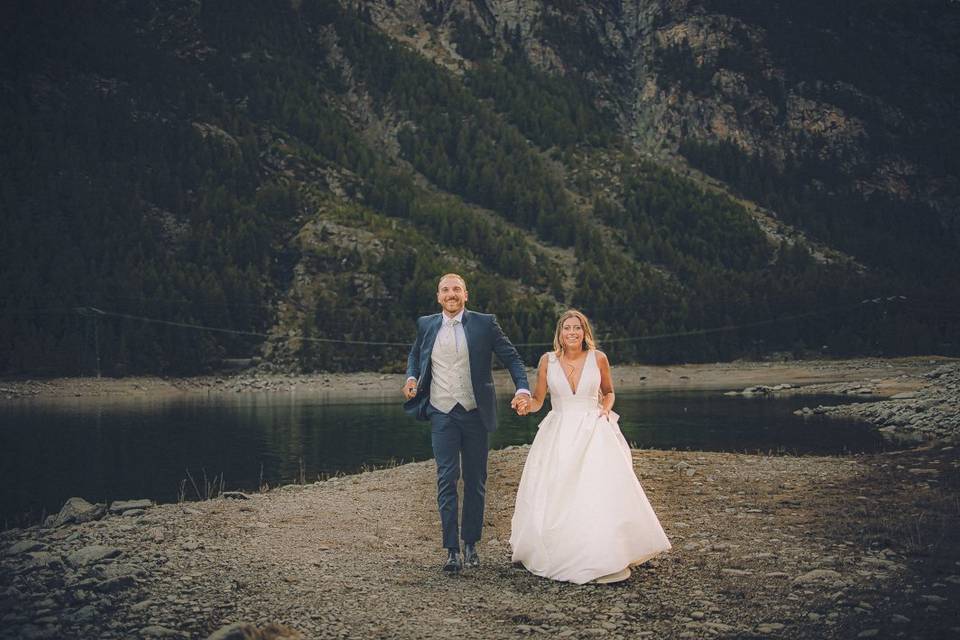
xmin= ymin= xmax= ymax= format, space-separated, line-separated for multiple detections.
xmin=402 ymin=378 xmax=417 ymax=400
xmin=511 ymin=392 xmax=531 ymax=416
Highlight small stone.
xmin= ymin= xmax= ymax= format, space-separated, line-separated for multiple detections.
xmin=757 ymin=623 xmax=785 ymax=633
xmin=130 ymin=600 xmax=154 ymax=612
xmin=6 ymin=540 xmax=45 ymax=556
xmin=891 ymin=614 xmax=910 ymax=624
xmin=221 ymin=491 xmax=251 ymax=500
xmin=793 ymin=569 xmax=842 ymax=585
xmin=97 ymin=575 xmax=136 ymax=592
xmin=140 ymin=626 xmax=188 ymax=638
xmin=857 ymin=630 xmax=879 ymax=638
xmin=25 ymin=552 xmax=64 ymax=571
xmin=66 ymin=605 xmax=97 ymax=623
xmin=95 ymin=562 xmax=144 ymax=581
xmin=67 ymin=545 xmax=121 ymax=568
xmin=108 ymin=499 xmax=153 ymax=514
xmin=920 ymin=594 xmax=947 ymax=604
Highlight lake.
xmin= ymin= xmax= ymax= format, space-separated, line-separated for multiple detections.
xmin=0 ymin=390 xmax=885 ymax=528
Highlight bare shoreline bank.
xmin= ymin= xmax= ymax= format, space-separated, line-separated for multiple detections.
xmin=1 ymin=442 xmax=957 ymax=639
xmin=2 ymin=355 xmax=954 ymax=403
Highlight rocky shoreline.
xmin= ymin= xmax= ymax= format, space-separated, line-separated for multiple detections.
xmin=722 ymin=362 xmax=960 ymax=444
xmin=2 ymin=356 xmax=959 ymax=639
xmin=796 ymin=363 xmax=960 ymax=443
xmin=2 ymin=444 xmax=958 ymax=639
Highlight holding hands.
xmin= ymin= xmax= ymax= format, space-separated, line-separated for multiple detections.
xmin=511 ymin=392 xmax=531 ymax=416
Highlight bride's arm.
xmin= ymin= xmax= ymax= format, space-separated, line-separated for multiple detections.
xmin=526 ymin=353 xmax=550 ymax=414
xmin=597 ymin=351 xmax=615 ymax=417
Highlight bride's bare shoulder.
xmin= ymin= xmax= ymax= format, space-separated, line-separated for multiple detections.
xmin=594 ymin=350 xmax=610 ymax=365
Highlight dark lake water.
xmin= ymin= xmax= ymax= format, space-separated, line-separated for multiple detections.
xmin=0 ymin=390 xmax=887 ymax=527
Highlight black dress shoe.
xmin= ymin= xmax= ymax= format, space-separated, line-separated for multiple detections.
xmin=443 ymin=549 xmax=462 ymax=573
xmin=464 ymin=543 xmax=480 ymax=568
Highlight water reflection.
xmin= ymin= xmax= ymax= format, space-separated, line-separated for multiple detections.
xmin=0 ymin=390 xmax=884 ymax=526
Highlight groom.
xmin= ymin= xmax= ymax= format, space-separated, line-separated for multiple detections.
xmin=403 ymin=273 xmax=530 ymax=573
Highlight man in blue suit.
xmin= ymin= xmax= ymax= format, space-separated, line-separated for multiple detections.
xmin=403 ymin=273 xmax=530 ymax=573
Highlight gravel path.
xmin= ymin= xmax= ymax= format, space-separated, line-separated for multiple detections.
xmin=3 ymin=443 xmax=958 ymax=639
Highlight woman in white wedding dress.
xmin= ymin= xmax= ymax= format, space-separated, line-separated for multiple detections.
xmin=510 ymin=309 xmax=671 ymax=584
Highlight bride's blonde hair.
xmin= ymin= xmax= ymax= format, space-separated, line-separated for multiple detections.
xmin=553 ymin=309 xmax=597 ymax=357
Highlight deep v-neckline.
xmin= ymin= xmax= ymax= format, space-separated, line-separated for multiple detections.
xmin=560 ymin=350 xmax=591 ymax=395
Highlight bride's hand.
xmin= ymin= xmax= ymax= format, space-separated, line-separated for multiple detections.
xmin=598 ymin=407 xmax=611 ymax=419
xmin=511 ymin=393 xmax=530 ymax=416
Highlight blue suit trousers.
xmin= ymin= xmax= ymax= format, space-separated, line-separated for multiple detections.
xmin=429 ymin=403 xmax=489 ymax=550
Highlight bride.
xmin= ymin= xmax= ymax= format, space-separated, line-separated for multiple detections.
xmin=510 ymin=309 xmax=671 ymax=584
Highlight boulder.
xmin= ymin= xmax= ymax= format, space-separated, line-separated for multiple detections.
xmin=47 ymin=497 xmax=106 ymax=527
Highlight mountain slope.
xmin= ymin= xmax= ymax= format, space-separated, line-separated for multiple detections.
xmin=1 ymin=0 xmax=957 ymax=375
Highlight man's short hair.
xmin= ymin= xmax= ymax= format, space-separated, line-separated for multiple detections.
xmin=437 ymin=273 xmax=467 ymax=290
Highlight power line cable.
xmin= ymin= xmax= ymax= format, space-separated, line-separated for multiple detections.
xmin=73 ymin=295 xmax=916 ymax=350
xmin=515 ymin=298 xmax=902 ymax=347
xmin=81 ymin=307 xmax=412 ymax=347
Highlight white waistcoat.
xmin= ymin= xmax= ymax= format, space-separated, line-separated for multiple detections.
xmin=430 ymin=320 xmax=476 ymax=413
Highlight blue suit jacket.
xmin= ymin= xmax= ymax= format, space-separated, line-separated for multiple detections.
xmin=404 ymin=310 xmax=529 ymax=432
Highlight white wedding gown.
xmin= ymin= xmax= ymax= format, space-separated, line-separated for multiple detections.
xmin=510 ymin=350 xmax=671 ymax=584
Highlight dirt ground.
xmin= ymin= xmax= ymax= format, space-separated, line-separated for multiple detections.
xmin=2 ymin=443 xmax=958 ymax=639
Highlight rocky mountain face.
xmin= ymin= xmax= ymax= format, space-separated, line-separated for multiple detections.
xmin=2 ymin=0 xmax=957 ymax=375
xmin=364 ymin=0 xmax=959 ymax=234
